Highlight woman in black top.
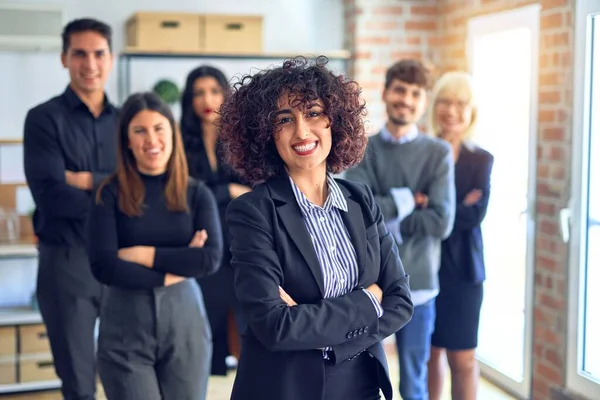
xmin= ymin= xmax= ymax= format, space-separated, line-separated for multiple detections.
xmin=87 ymin=92 xmax=223 ymax=400
xmin=180 ymin=65 xmax=251 ymax=375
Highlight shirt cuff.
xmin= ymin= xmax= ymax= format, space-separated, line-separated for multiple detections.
xmin=362 ymin=289 xmax=384 ymax=318
xmin=390 ymin=187 xmax=416 ymax=220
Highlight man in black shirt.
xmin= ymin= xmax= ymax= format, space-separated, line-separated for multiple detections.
xmin=23 ymin=18 xmax=118 ymax=400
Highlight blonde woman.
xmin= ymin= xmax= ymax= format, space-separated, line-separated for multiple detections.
xmin=427 ymin=72 xmax=494 ymax=400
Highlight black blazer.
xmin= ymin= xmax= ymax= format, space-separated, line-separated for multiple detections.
xmin=441 ymin=145 xmax=494 ymax=284
xmin=226 ymin=175 xmax=413 ymax=400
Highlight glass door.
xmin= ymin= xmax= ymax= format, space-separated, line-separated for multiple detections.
xmin=466 ymin=5 xmax=540 ymax=399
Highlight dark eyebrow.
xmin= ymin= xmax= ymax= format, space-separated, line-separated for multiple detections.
xmin=273 ymin=109 xmax=293 ymax=117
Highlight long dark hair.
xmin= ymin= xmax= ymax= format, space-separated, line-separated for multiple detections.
xmin=180 ymin=65 xmax=230 ymax=149
xmin=97 ymin=92 xmax=189 ymax=216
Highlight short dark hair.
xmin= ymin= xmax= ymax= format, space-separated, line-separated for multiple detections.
xmin=385 ymin=59 xmax=432 ymax=90
xmin=61 ymin=18 xmax=112 ymax=54
xmin=97 ymin=92 xmax=189 ymax=217
xmin=218 ymin=56 xmax=368 ymax=185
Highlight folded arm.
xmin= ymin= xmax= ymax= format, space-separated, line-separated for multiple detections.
xmin=86 ymin=185 xmax=166 ymax=289
xmin=400 ymin=147 xmax=456 ymax=239
xmin=331 ymin=186 xmax=414 ymax=364
xmin=23 ymin=108 xmax=91 ymax=219
xmin=152 ymin=182 xmax=223 ymax=277
xmin=227 ymin=197 xmax=381 ymax=352
xmin=454 ymin=154 xmax=494 ymax=231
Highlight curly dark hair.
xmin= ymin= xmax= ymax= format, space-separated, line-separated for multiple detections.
xmin=218 ymin=56 xmax=368 ymax=185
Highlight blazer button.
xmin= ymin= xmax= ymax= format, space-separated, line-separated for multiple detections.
xmin=358 ymin=328 xmax=364 ymax=335
xmin=364 ymin=326 xmax=369 ymax=333
xmin=353 ymin=331 xmax=358 ymax=338
xmin=346 ymin=332 xmax=353 ymax=339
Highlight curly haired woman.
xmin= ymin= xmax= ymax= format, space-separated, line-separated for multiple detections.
xmin=219 ymin=56 xmax=414 ymax=400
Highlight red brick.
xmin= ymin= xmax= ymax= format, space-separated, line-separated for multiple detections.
xmin=539 ymin=109 xmax=556 ymax=123
xmin=542 ymin=0 xmax=568 ymax=9
xmin=541 ymin=12 xmax=563 ymax=30
xmin=406 ymin=36 xmax=421 ymax=45
xmin=373 ymin=6 xmax=403 ymax=15
xmin=539 ymin=90 xmax=561 ymax=104
xmin=353 ymin=51 xmax=371 ymax=60
xmin=550 ymin=144 xmax=566 ymax=161
xmin=539 ymin=293 xmax=563 ymax=311
xmin=542 ymin=127 xmax=565 ymax=140
xmin=551 ymin=165 xmax=566 ymax=180
xmin=405 ymin=20 xmax=437 ymax=31
xmin=356 ymin=36 xmax=391 ymax=46
xmin=410 ymin=5 xmax=438 ymax=16
xmin=390 ymin=51 xmax=423 ymax=61
xmin=535 ymin=325 xmax=561 ymax=346
xmin=540 ymin=71 xmax=560 ymax=86
xmin=537 ymin=254 xmax=560 ymax=273
xmin=538 ymin=164 xmax=550 ymax=179
xmin=536 ymin=361 xmax=562 ymax=383
xmin=539 ymin=218 xmax=558 ymax=235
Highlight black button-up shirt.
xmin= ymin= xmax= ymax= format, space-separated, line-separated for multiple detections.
xmin=23 ymin=85 xmax=119 ymax=247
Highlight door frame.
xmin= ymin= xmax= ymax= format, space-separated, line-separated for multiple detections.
xmin=566 ymin=1 xmax=600 ymax=398
xmin=466 ymin=4 xmax=540 ymax=399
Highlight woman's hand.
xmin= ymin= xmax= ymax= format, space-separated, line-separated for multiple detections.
xmin=462 ymin=189 xmax=482 ymax=206
xmin=164 ymin=273 xmax=185 ymax=286
xmin=118 ymin=246 xmax=155 ymax=268
xmin=279 ymin=286 xmax=297 ymax=306
xmin=189 ymin=230 xmax=208 ymax=247
xmin=414 ymin=192 xmax=429 ymax=209
xmin=365 ymin=283 xmax=383 ymax=304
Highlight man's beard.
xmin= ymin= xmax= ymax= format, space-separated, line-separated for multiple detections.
xmin=388 ymin=115 xmax=409 ymax=126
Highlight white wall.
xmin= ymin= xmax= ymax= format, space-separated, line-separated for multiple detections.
xmin=0 ymin=0 xmax=344 ymax=140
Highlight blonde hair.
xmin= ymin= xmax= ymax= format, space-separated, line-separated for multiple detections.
xmin=428 ymin=71 xmax=478 ymax=144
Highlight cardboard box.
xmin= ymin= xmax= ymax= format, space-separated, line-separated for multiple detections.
xmin=19 ymin=324 xmax=51 ymax=355
xmin=0 ymin=358 xmax=16 ymax=385
xmin=203 ymin=14 xmax=263 ymax=53
xmin=126 ymin=12 xmax=202 ymax=52
xmin=0 ymin=326 xmax=16 ymax=357
xmin=19 ymin=355 xmax=57 ymax=383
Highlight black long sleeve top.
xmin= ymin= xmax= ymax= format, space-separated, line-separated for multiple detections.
xmin=86 ymin=173 xmax=223 ymax=290
xmin=23 ymin=85 xmax=118 ymax=247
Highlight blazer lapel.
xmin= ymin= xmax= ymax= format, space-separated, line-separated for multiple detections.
xmin=338 ymin=185 xmax=367 ymax=283
xmin=268 ymin=177 xmax=325 ymax=297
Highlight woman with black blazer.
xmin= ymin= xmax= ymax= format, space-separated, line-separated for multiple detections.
xmin=86 ymin=92 xmax=223 ymax=399
xmin=180 ymin=66 xmax=251 ymax=375
xmin=426 ymin=72 xmax=494 ymax=400
xmin=218 ymin=56 xmax=414 ymax=400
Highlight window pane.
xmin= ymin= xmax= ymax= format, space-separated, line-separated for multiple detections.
xmin=582 ymin=15 xmax=600 ymax=380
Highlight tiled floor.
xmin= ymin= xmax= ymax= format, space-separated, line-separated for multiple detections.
xmin=3 ymin=352 xmax=516 ymax=399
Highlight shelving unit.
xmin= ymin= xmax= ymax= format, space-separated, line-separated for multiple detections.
xmin=117 ymin=47 xmax=352 ymax=103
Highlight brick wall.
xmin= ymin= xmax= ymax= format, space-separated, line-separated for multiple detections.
xmin=343 ymin=0 xmax=440 ymax=133
xmin=344 ymin=1 xmax=579 ymax=399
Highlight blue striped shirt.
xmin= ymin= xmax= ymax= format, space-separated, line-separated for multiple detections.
xmin=289 ymin=174 xmax=384 ymax=355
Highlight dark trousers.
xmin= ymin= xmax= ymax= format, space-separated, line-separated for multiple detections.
xmin=36 ymin=243 xmax=103 ymax=400
xmin=197 ymin=262 xmax=246 ymax=375
xmin=323 ymin=351 xmax=382 ymax=400
xmin=98 ymin=279 xmax=212 ymax=400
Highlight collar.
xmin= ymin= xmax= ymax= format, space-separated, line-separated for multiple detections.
xmin=63 ymin=85 xmax=116 ymax=114
xmin=380 ymin=123 xmax=419 ymax=144
xmin=288 ymin=173 xmax=348 ymax=216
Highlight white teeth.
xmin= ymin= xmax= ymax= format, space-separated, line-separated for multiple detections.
xmin=146 ymin=148 xmax=160 ymax=155
xmin=293 ymin=142 xmax=317 ymax=152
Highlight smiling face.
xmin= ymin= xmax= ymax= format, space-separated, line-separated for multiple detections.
xmin=61 ymin=30 xmax=113 ymax=96
xmin=434 ymin=90 xmax=474 ymax=141
xmin=127 ymin=110 xmax=173 ymax=175
xmin=272 ymin=93 xmax=332 ymax=177
xmin=382 ymin=79 xmax=427 ymax=127
xmin=192 ymin=76 xmax=225 ymax=124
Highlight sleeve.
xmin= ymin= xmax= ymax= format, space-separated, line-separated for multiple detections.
xmin=226 ymin=196 xmax=382 ymax=352
xmin=86 ymin=185 xmax=166 ymax=289
xmin=23 ymin=108 xmax=91 ymax=219
xmin=345 ymin=144 xmax=399 ymax=223
xmin=92 ymin=172 xmax=111 ymax=191
xmin=453 ymin=153 xmax=494 ymax=231
xmin=400 ymin=146 xmax=456 ymax=239
xmin=384 ymin=188 xmax=416 ymax=245
xmin=152 ymin=182 xmax=223 ymax=277
xmin=331 ymin=185 xmax=414 ymax=364
xmin=362 ymin=289 xmax=384 ymax=318
xmin=209 ymin=183 xmax=232 ymax=206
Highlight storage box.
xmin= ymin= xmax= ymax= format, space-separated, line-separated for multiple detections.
xmin=0 ymin=358 xmax=16 ymax=384
xmin=19 ymin=324 xmax=51 ymax=355
xmin=0 ymin=326 xmax=16 ymax=357
xmin=126 ymin=12 xmax=202 ymax=52
xmin=19 ymin=355 xmax=57 ymax=383
xmin=203 ymin=14 xmax=263 ymax=53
